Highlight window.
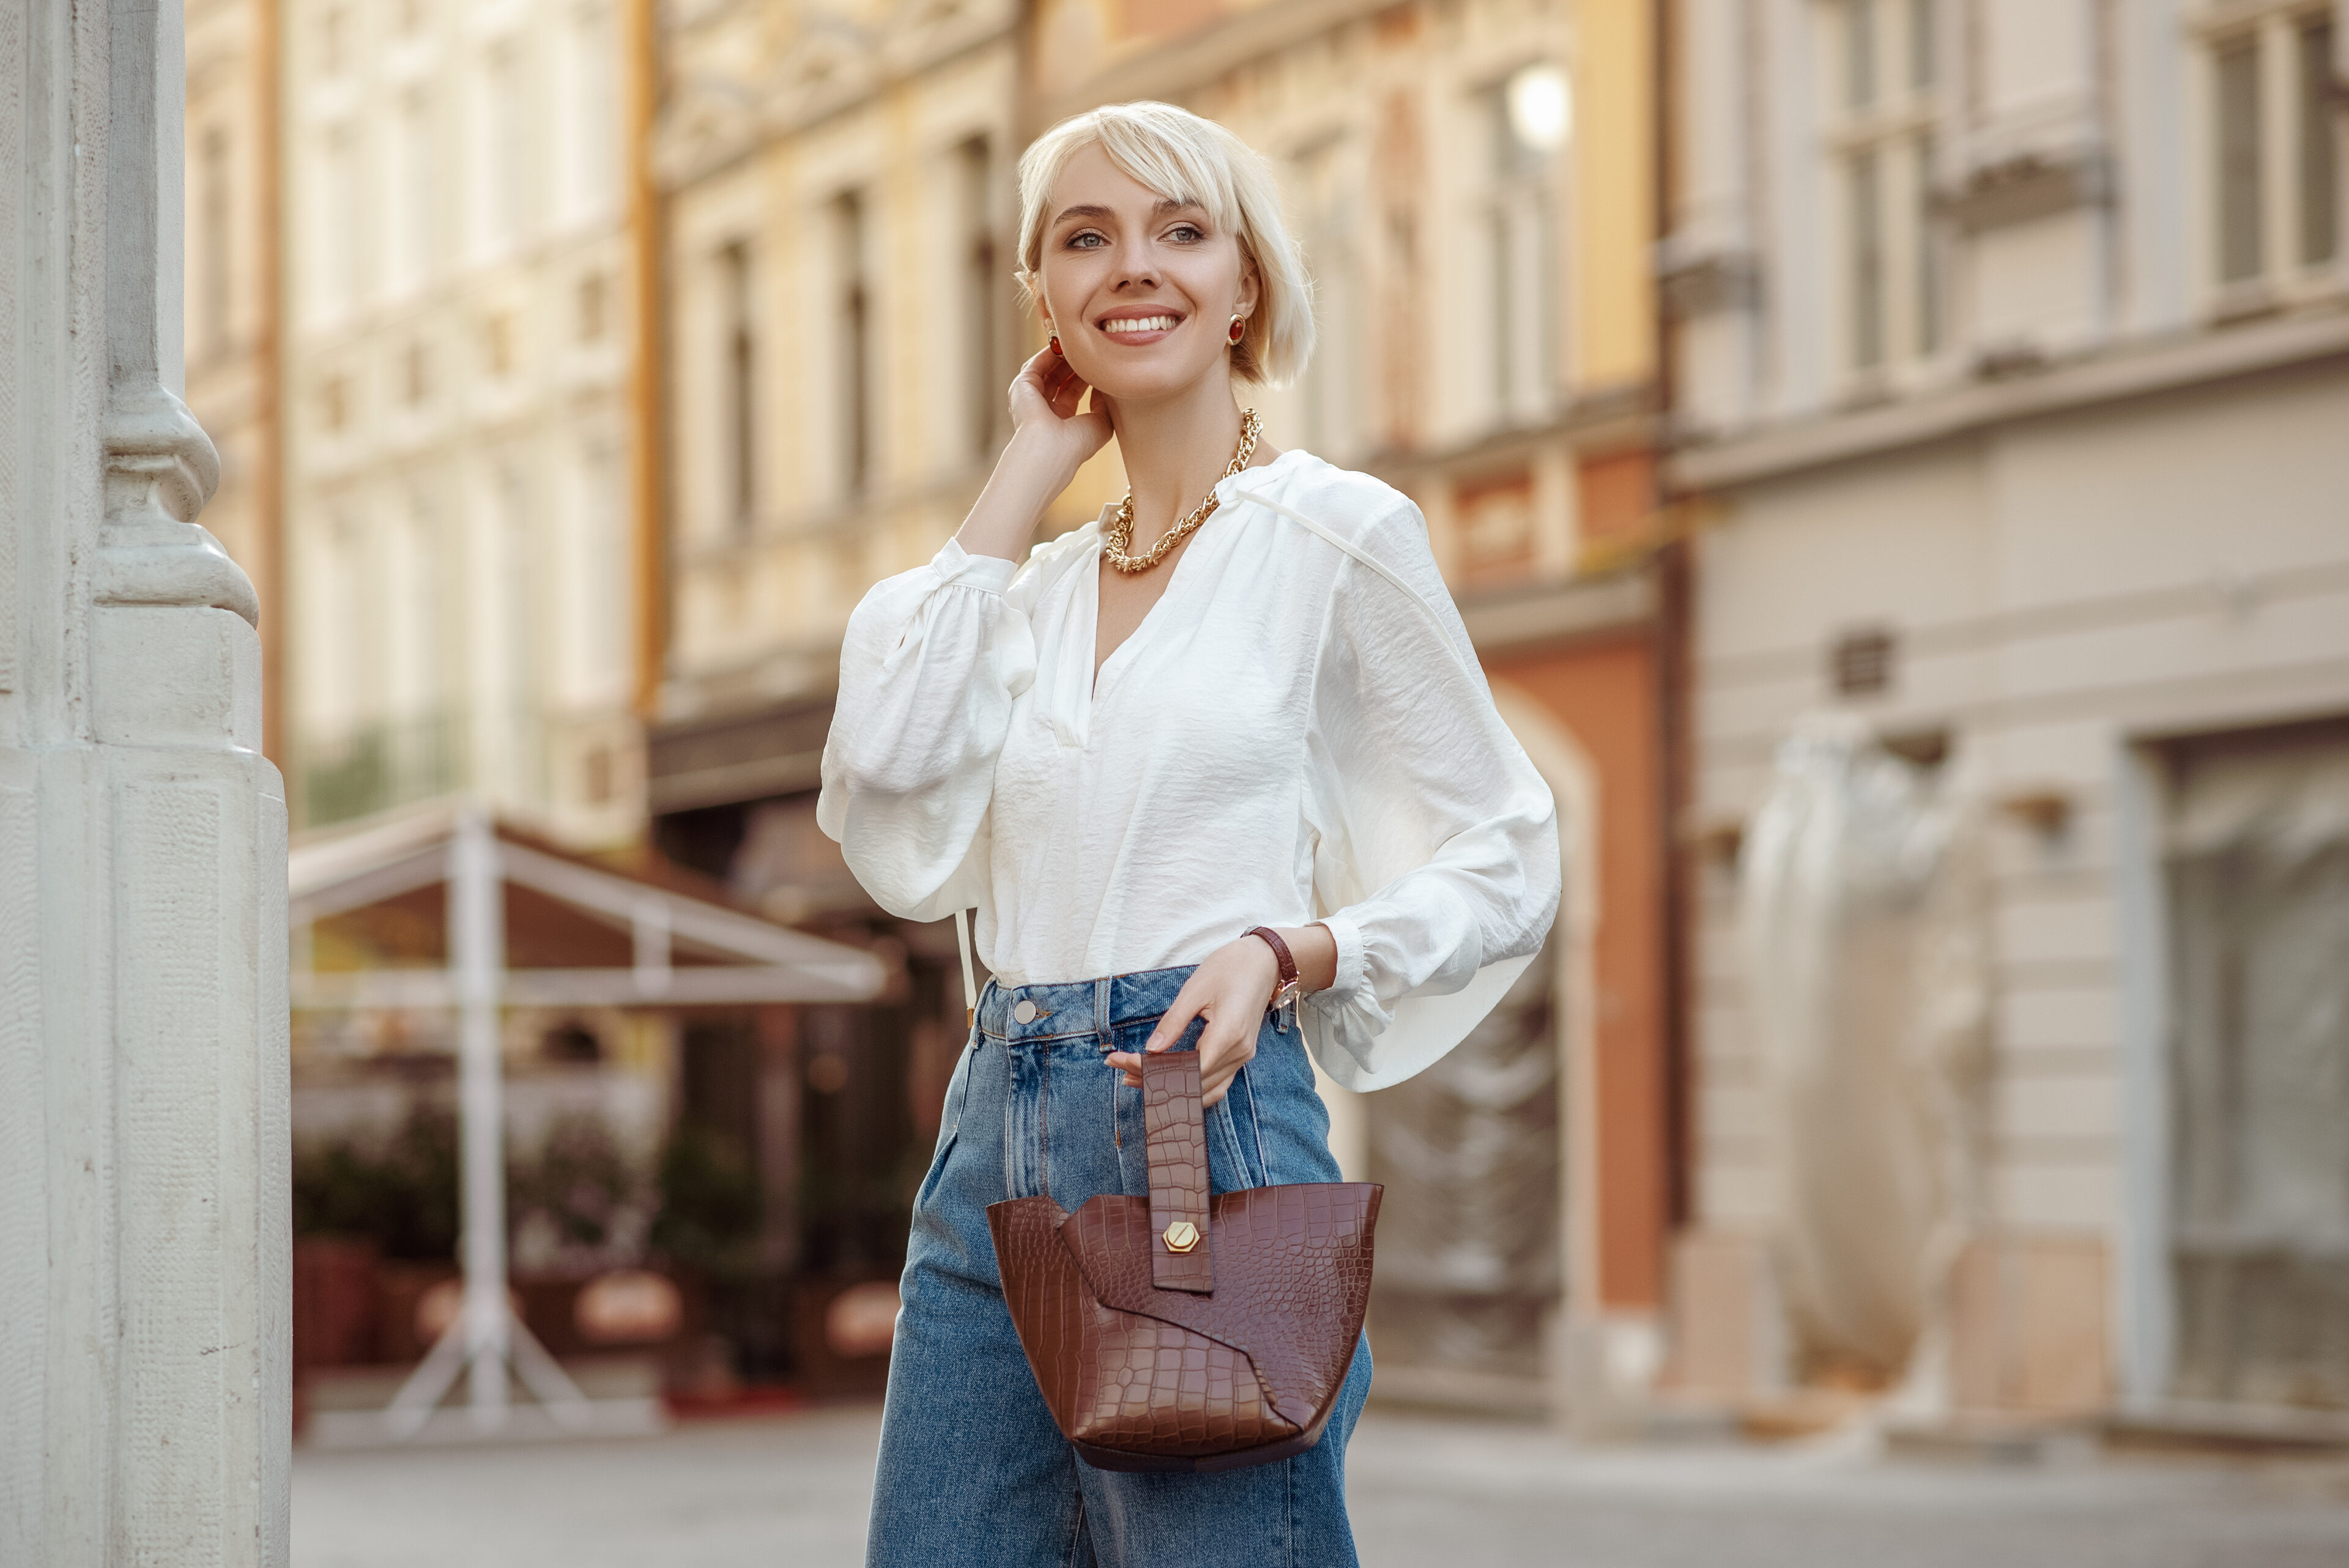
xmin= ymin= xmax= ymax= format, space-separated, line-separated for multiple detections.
xmin=317 ymin=124 xmax=362 ymax=318
xmin=2217 ymin=35 xmax=2265 ymax=283
xmin=1830 ymin=0 xmax=1942 ymax=373
xmin=577 ymin=271 xmax=608 ymax=343
xmin=2166 ymin=721 xmax=2349 ymax=1410
xmin=719 ymin=243 xmax=757 ymax=527
xmin=402 ymin=339 xmax=430 ymax=404
xmin=197 ymin=127 xmax=232 ymax=357
xmin=321 ymin=6 xmax=352 ymax=76
xmin=1478 ymin=64 xmax=1567 ymax=425
xmin=2207 ymin=6 xmax=2340 ymax=297
xmin=579 ymin=440 xmax=626 ymax=699
xmin=2298 ymin=18 xmax=2339 ymax=267
xmin=390 ymin=88 xmax=434 ymax=293
xmin=834 ymin=194 xmax=872 ymax=496
xmin=563 ymin=2 xmax=617 ymax=220
xmin=485 ymin=313 xmax=518 ymax=378
xmin=389 ymin=492 xmax=442 ymax=721
xmin=482 ymin=41 xmax=529 ymax=251
xmin=957 ymin=139 xmax=1000 ymax=463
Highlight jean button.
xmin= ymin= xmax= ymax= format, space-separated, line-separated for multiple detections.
xmin=1012 ymin=998 xmax=1038 ymax=1025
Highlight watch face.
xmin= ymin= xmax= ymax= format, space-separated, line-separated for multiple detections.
xmin=1274 ymin=979 xmax=1301 ymax=1008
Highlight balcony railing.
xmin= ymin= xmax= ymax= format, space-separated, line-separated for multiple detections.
xmin=296 ymin=710 xmax=468 ymax=829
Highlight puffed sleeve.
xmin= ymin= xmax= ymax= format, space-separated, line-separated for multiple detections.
xmin=1301 ymin=502 xmax=1560 ymax=1091
xmin=817 ymin=537 xmax=1034 ymax=921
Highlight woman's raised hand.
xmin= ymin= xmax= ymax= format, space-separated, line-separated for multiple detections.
xmin=1107 ymin=935 xmax=1281 ymax=1109
xmin=954 ymin=345 xmax=1116 ymax=562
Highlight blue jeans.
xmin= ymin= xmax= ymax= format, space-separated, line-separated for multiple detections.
xmin=866 ymin=964 xmax=1373 ymax=1567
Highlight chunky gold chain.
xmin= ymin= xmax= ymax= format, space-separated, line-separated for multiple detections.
xmin=1101 ymin=409 xmax=1262 ymax=574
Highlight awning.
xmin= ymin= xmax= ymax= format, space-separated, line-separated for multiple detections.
xmin=288 ymin=798 xmax=887 ymax=1011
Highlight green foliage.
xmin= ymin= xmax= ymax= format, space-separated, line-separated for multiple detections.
xmin=291 ymin=1103 xmax=460 ymax=1261
xmin=508 ymin=1112 xmax=640 ymax=1252
xmin=650 ymin=1124 xmax=762 ymax=1278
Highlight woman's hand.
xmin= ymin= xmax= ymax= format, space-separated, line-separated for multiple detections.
xmin=954 ymin=345 xmax=1115 ymax=563
xmin=1107 ymin=935 xmax=1280 ymax=1108
xmin=1008 ymin=342 xmax=1115 ymax=471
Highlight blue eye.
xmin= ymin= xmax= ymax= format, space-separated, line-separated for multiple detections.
xmin=1170 ymin=225 xmax=1203 ymax=243
xmin=1067 ymin=231 xmax=1105 ymax=249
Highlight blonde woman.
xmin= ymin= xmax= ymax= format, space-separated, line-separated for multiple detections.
xmin=820 ymin=101 xmax=1559 ymax=1566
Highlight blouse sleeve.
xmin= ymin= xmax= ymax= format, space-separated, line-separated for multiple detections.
xmin=816 ymin=537 xmax=1033 ymax=921
xmin=1301 ymin=501 xmax=1560 ymax=1091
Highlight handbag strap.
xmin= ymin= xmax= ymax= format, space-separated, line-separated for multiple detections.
xmin=952 ymin=908 xmax=977 ymax=1030
xmin=1141 ymin=1050 xmax=1215 ymax=1294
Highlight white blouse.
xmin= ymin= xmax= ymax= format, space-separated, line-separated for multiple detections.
xmin=816 ymin=448 xmax=1559 ymax=1091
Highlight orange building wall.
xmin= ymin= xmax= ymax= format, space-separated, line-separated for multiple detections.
xmin=1486 ymin=632 xmax=1669 ymax=1312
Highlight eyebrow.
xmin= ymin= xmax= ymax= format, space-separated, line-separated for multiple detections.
xmin=1049 ymin=197 xmax=1204 ymax=229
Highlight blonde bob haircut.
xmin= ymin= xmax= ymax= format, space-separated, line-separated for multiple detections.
xmin=1015 ymin=102 xmax=1315 ymax=387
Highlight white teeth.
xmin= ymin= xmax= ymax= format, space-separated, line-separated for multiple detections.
xmin=1106 ymin=315 xmax=1176 ymax=334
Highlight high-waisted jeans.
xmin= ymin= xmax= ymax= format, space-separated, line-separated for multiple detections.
xmin=864 ymin=964 xmax=1373 ymax=1567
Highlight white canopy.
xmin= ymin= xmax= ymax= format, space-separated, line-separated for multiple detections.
xmin=289 ymin=799 xmax=887 ymax=1011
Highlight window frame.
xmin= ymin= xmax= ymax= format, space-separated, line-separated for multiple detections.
xmin=1819 ymin=0 xmax=1946 ymax=385
xmin=2191 ymin=1 xmax=2344 ymax=313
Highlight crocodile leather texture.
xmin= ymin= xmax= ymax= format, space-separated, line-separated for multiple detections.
xmin=1143 ymin=1051 xmax=1215 ymax=1293
xmin=986 ymin=1050 xmax=1382 ymax=1472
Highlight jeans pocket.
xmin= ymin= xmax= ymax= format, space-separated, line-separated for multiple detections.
xmin=1211 ymin=1068 xmax=1269 ymax=1191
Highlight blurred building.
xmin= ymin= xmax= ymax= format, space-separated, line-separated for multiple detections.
xmin=279 ymin=0 xmax=645 ymax=845
xmin=639 ymin=0 xmax=1026 ymax=1359
xmin=185 ymin=0 xmax=285 ymax=758
xmin=1668 ymin=0 xmax=2349 ymax=1424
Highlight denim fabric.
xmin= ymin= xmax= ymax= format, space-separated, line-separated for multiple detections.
xmin=864 ymin=964 xmax=1373 ymax=1568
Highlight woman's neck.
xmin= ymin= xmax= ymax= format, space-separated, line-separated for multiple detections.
xmin=1111 ymin=374 xmax=1249 ymax=554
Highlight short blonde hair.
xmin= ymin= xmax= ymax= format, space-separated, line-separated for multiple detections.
xmin=1015 ymin=102 xmax=1314 ymax=387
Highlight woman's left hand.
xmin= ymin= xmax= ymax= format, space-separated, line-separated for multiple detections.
xmin=1107 ymin=937 xmax=1282 ymax=1108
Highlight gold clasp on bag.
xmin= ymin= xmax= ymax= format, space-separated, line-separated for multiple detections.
xmin=1161 ymin=1220 xmax=1200 ymax=1254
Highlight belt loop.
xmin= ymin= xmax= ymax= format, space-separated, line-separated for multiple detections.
xmin=1096 ymin=975 xmax=1111 ymax=1050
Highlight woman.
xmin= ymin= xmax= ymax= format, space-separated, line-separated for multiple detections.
xmin=819 ymin=101 xmax=1559 ymax=1567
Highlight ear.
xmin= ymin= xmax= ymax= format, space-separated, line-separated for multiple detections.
xmin=1234 ymin=242 xmax=1263 ymax=318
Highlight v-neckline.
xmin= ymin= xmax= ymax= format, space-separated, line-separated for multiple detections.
xmin=1080 ymin=450 xmax=1296 ymax=703
xmin=1088 ymin=522 xmax=1201 ymax=700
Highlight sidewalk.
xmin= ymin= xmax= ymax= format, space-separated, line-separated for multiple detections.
xmin=291 ymin=1403 xmax=2349 ymax=1567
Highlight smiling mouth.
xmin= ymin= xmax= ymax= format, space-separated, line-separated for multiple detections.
xmin=1099 ymin=314 xmax=1182 ymax=335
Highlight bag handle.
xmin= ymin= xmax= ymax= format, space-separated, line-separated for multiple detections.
xmin=1141 ymin=1050 xmax=1215 ymax=1295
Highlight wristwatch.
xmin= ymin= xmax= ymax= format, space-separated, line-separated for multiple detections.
xmin=1245 ymin=926 xmax=1301 ymax=1032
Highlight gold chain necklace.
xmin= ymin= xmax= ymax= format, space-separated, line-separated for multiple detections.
xmin=1102 ymin=409 xmax=1262 ymax=574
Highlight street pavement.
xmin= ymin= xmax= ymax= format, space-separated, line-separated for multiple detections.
xmin=292 ymin=1401 xmax=2349 ymax=1567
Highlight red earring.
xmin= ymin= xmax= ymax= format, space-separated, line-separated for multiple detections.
xmin=1227 ymin=315 xmax=1245 ymax=344
xmin=1049 ymin=333 xmax=1063 ymax=356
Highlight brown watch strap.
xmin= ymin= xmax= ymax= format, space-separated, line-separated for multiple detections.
xmin=1246 ymin=926 xmax=1298 ymax=1000
xmin=1141 ymin=1050 xmax=1214 ymax=1293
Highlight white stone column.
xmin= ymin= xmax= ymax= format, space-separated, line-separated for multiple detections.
xmin=0 ymin=0 xmax=291 ymax=1562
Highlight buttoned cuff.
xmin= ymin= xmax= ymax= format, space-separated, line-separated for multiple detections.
xmin=934 ymin=535 xmax=1019 ymax=592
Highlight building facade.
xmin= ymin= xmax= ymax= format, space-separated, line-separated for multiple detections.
xmin=640 ymin=0 xmax=1028 ymax=1370
xmin=1668 ymin=0 xmax=2349 ymax=1422
xmin=280 ymin=0 xmax=645 ymax=845
xmin=185 ymin=0 xmax=284 ymax=759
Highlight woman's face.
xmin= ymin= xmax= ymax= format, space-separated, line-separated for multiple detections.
xmin=1036 ymin=141 xmax=1257 ymax=407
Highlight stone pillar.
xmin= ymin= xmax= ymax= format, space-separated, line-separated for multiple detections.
xmin=0 ymin=0 xmax=290 ymax=1562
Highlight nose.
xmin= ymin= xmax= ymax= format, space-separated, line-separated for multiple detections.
xmin=1111 ymin=252 xmax=1160 ymax=291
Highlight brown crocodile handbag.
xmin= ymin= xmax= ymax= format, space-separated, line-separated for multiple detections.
xmin=985 ymin=1047 xmax=1382 ymax=1473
